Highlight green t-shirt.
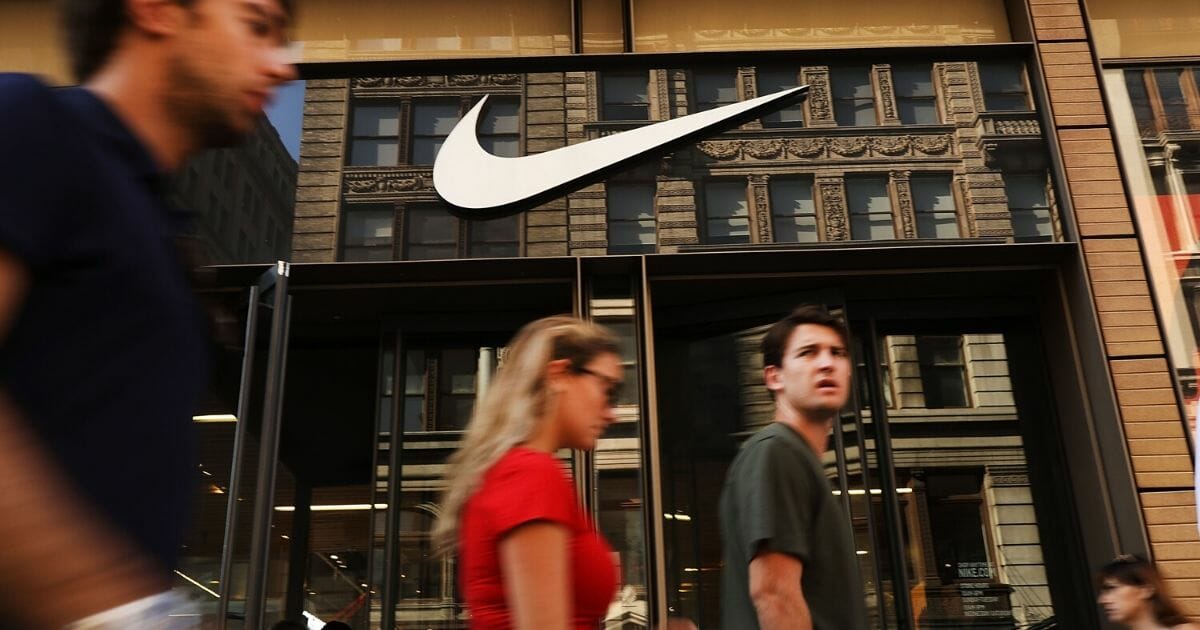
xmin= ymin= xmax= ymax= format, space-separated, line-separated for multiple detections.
xmin=719 ymin=422 xmax=869 ymax=630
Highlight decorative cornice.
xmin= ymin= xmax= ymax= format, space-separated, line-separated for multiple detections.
xmin=695 ymin=134 xmax=953 ymax=161
xmin=343 ymin=171 xmax=430 ymax=195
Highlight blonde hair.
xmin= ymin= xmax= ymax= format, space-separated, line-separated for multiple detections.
xmin=432 ymin=315 xmax=619 ymax=552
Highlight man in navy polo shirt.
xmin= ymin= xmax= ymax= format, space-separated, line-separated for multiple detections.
xmin=0 ymin=0 xmax=294 ymax=626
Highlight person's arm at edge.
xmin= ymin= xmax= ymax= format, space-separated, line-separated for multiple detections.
xmin=0 ymin=250 xmax=163 ymax=627
xmin=498 ymin=520 xmax=572 ymax=630
xmin=750 ymin=548 xmax=812 ymax=630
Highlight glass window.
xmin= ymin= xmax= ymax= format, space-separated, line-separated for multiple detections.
xmin=769 ymin=177 xmax=818 ymax=243
xmin=832 ymin=67 xmax=877 ymax=126
xmin=980 ymin=62 xmax=1030 ymax=112
xmin=349 ymin=105 xmax=400 ymax=166
xmin=1003 ymin=174 xmax=1053 ymax=243
xmin=916 ymin=335 xmax=970 ymax=408
xmin=411 ymin=99 xmax=461 ymax=165
xmin=757 ymin=69 xmax=804 ymax=127
xmin=694 ymin=71 xmax=738 ymax=112
xmin=467 ymin=215 xmax=521 ymax=258
xmin=894 ymin=64 xmax=939 ymax=124
xmin=602 ymin=72 xmax=651 ymax=120
xmin=847 ymin=176 xmax=894 ymax=240
xmin=911 ymin=175 xmax=960 ymax=238
xmin=608 ymin=183 xmax=657 ymax=253
xmin=342 ymin=205 xmax=394 ymax=261
xmin=404 ymin=205 xmax=458 ymax=260
xmin=438 ymin=348 xmax=478 ymax=431
xmin=703 ymin=181 xmax=750 ymax=244
xmin=478 ymin=97 xmax=521 ymax=157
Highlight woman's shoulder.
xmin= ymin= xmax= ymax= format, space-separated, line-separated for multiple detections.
xmin=1172 ymin=623 xmax=1200 ymax=630
xmin=484 ymin=447 xmax=571 ymax=488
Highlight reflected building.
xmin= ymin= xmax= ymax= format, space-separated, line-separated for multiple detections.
xmin=173 ymin=118 xmax=298 ymax=265
xmin=5 ymin=0 xmax=1200 ymax=628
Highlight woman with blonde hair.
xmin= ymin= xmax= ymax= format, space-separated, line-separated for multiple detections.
xmin=1098 ymin=555 xmax=1199 ymax=629
xmin=433 ymin=315 xmax=622 ymax=629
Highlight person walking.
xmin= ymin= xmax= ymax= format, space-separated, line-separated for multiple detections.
xmin=1099 ymin=555 xmax=1199 ymax=630
xmin=433 ymin=316 xmax=622 ymax=629
xmin=718 ymin=305 xmax=869 ymax=630
xmin=0 ymin=1 xmax=295 ymax=626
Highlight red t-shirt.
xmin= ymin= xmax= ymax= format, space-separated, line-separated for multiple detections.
xmin=459 ymin=447 xmax=618 ymax=629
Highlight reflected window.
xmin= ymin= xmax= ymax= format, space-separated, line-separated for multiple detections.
xmin=479 ymin=97 xmax=521 ymax=157
xmin=404 ymin=205 xmax=458 ymax=260
xmin=916 ymin=335 xmax=970 ymax=408
xmin=404 ymin=205 xmax=520 ymax=260
xmin=341 ymin=204 xmax=394 ymax=261
xmin=847 ymin=176 xmax=894 ymax=240
xmin=608 ymin=182 xmax=657 ymax=254
xmin=770 ymin=177 xmax=818 ymax=243
xmin=401 ymin=348 xmax=499 ymax=432
xmin=980 ymin=62 xmax=1030 ymax=111
xmin=602 ymin=72 xmax=651 ymax=120
xmin=702 ymin=181 xmax=751 ymax=244
xmin=349 ymin=104 xmax=401 ymax=166
xmin=894 ymin=64 xmax=939 ymax=125
xmin=694 ymin=71 xmax=738 ymax=112
xmin=757 ymin=68 xmax=804 ymax=127
xmin=911 ymin=175 xmax=960 ymax=238
xmin=467 ymin=216 xmax=521 ymax=258
xmin=1124 ymin=67 xmax=1200 ymax=135
xmin=832 ymin=67 xmax=877 ymax=126
xmin=1003 ymin=174 xmax=1054 ymax=243
xmin=412 ymin=99 xmax=461 ymax=165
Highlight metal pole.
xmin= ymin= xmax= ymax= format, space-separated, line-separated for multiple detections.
xmin=244 ymin=262 xmax=292 ymax=629
xmin=216 ymin=280 xmax=264 ymax=629
xmin=860 ymin=320 xmax=914 ymax=629
xmin=381 ymin=333 xmax=405 ymax=630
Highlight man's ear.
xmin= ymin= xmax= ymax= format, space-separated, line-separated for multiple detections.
xmin=763 ymin=365 xmax=783 ymax=393
xmin=125 ymin=0 xmax=190 ymax=38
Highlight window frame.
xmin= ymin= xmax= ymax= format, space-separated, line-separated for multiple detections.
xmin=979 ymin=61 xmax=1032 ymax=112
xmin=700 ymin=179 xmax=752 ymax=245
xmin=606 ymin=181 xmax=658 ymax=254
xmin=1002 ymin=172 xmax=1055 ymax=243
xmin=401 ymin=203 xmax=523 ymax=261
xmin=600 ymin=71 xmax=652 ymax=121
xmin=692 ymin=70 xmax=738 ymax=113
xmin=846 ymin=174 xmax=896 ymax=240
xmin=756 ymin=67 xmax=805 ymax=127
xmin=768 ymin=176 xmax=819 ymax=243
xmin=892 ymin=64 xmax=940 ymax=125
xmin=340 ymin=203 xmax=397 ymax=261
xmin=831 ymin=66 xmax=878 ymax=126
xmin=910 ymin=173 xmax=961 ymax=239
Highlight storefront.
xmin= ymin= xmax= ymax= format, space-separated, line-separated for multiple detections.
xmin=4 ymin=0 xmax=1198 ymax=628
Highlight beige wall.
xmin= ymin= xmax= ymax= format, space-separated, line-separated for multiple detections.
xmin=0 ymin=1 xmax=69 ymax=83
xmin=1086 ymin=0 xmax=1200 ymax=60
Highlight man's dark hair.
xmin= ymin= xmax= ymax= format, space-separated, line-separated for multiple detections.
xmin=59 ymin=0 xmax=293 ymax=82
xmin=760 ymin=305 xmax=849 ymax=369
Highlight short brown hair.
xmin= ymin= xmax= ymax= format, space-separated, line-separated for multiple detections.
xmin=1099 ymin=555 xmax=1190 ymax=627
xmin=760 ymin=305 xmax=849 ymax=369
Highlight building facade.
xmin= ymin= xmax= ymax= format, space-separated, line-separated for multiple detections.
xmin=3 ymin=0 xmax=1200 ymax=629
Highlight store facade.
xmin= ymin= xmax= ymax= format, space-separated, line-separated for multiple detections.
xmin=3 ymin=0 xmax=1199 ymax=628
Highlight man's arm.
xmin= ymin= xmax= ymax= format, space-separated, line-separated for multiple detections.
xmin=0 ymin=251 xmax=163 ymax=627
xmin=750 ymin=549 xmax=811 ymax=630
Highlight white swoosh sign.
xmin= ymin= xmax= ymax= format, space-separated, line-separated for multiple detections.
xmin=434 ymin=85 xmax=808 ymax=218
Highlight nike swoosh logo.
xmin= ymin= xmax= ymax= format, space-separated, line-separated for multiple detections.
xmin=433 ymin=85 xmax=808 ymax=218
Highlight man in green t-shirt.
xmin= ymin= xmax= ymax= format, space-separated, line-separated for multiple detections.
xmin=719 ymin=305 xmax=869 ymax=630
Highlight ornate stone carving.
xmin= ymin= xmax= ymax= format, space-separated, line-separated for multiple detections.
xmin=801 ymin=67 xmax=834 ymax=126
xmin=785 ymin=138 xmax=825 ymax=158
xmin=993 ymin=118 xmax=1041 ymax=135
xmin=743 ymin=140 xmax=784 ymax=159
xmin=740 ymin=67 xmax=757 ymax=99
xmin=749 ymin=174 xmax=771 ymax=243
xmin=818 ymin=179 xmax=848 ymax=241
xmin=871 ymin=136 xmax=910 ymax=156
xmin=891 ymin=171 xmax=916 ymax=238
xmin=655 ymin=69 xmax=671 ymax=120
xmin=829 ymin=137 xmax=869 ymax=157
xmin=874 ymin=65 xmax=899 ymax=124
xmin=912 ymin=135 xmax=951 ymax=155
xmin=966 ymin=62 xmax=987 ymax=112
xmin=448 ymin=74 xmax=481 ymax=86
xmin=696 ymin=141 xmax=741 ymax=160
xmin=344 ymin=173 xmax=427 ymax=194
xmin=447 ymin=73 xmax=522 ymax=86
xmin=352 ymin=76 xmax=428 ymax=88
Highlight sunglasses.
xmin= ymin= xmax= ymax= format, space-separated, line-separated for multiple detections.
xmin=575 ymin=367 xmax=624 ymax=408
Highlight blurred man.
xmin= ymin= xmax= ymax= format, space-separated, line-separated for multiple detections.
xmin=718 ymin=306 xmax=869 ymax=629
xmin=0 ymin=0 xmax=294 ymax=626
